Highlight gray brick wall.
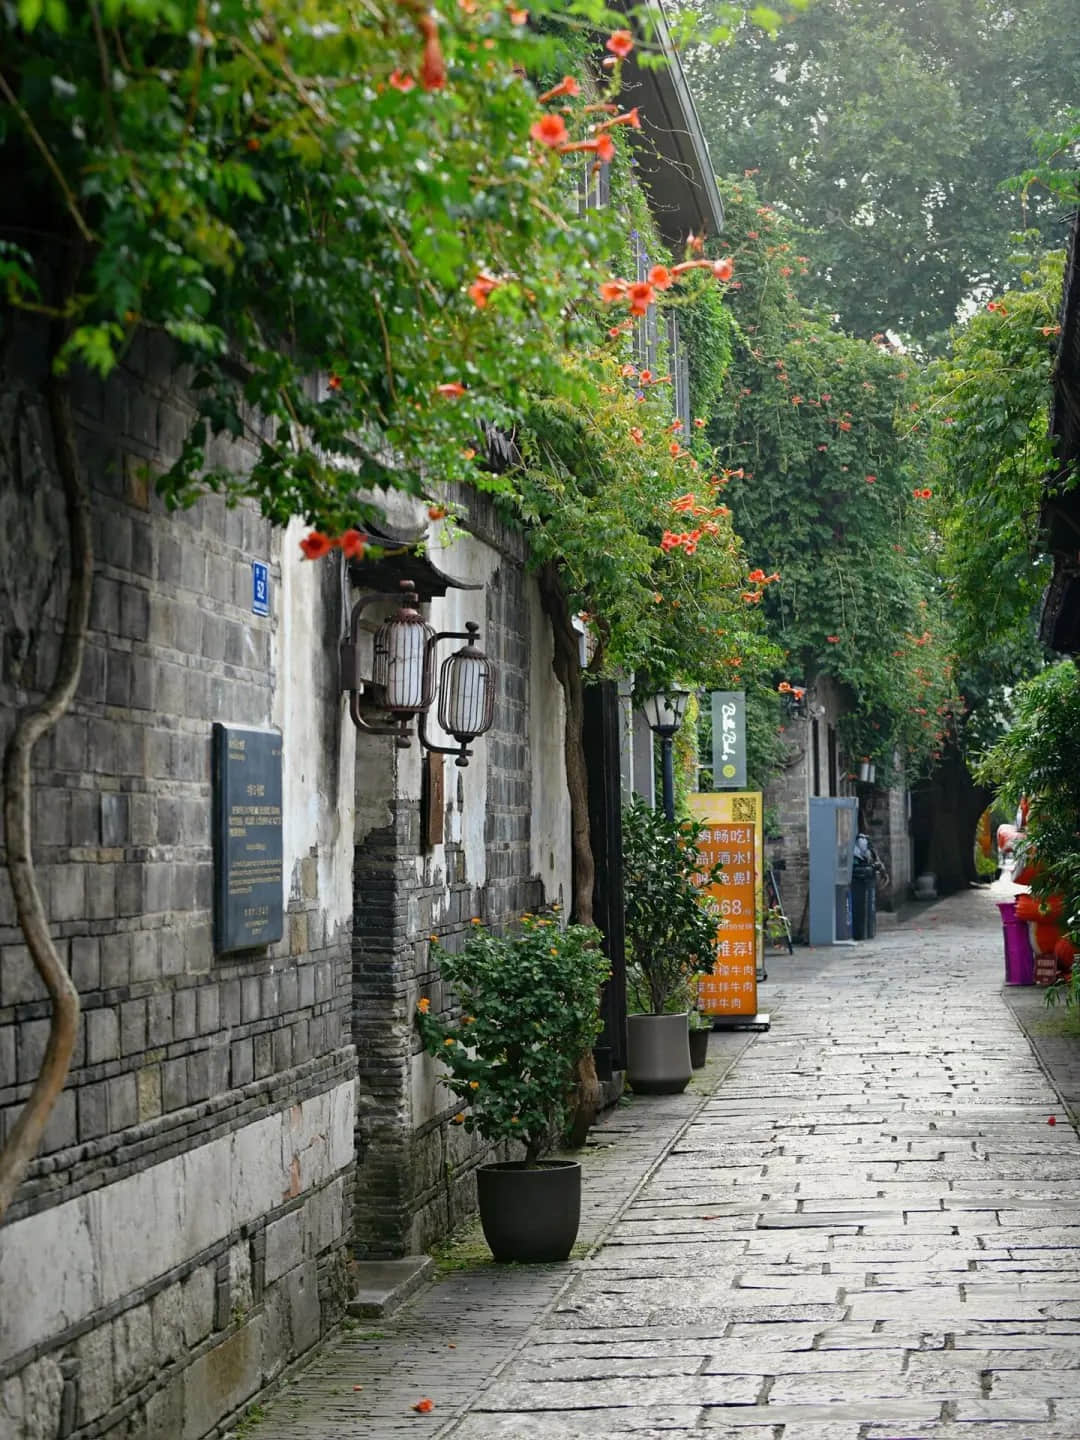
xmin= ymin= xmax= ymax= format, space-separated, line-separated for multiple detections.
xmin=0 ymin=319 xmax=354 ymax=1437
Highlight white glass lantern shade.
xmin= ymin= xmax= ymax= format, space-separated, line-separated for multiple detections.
xmin=438 ymin=632 xmax=496 ymax=741
xmin=642 ymin=688 xmax=690 ymax=737
xmin=373 ymin=603 xmax=435 ymax=715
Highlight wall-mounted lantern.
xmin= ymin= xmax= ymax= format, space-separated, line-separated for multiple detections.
xmin=778 ymin=682 xmax=807 ymax=719
xmin=420 ymin=623 xmax=497 ymax=768
xmin=341 ymin=580 xmax=496 ymax=767
xmin=857 ymin=760 xmax=876 ymax=785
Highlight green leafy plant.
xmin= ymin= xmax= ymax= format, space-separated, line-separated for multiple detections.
xmin=622 ymin=797 xmax=723 ymax=1015
xmin=416 ymin=914 xmax=609 ymax=1166
xmin=977 ymin=661 xmax=1080 ymax=939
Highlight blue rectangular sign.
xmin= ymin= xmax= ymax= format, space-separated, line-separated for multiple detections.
xmin=252 ymin=561 xmax=269 ymax=617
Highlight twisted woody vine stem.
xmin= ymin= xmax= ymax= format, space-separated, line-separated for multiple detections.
xmin=0 ymin=375 xmax=92 ymax=1222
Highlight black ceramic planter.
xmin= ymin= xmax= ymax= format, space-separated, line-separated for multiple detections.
xmin=689 ymin=1025 xmax=710 ymax=1069
xmin=476 ymin=1159 xmax=582 ymax=1263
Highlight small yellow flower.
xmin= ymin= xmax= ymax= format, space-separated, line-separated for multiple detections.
xmin=416 ymin=997 xmax=431 ymax=1014
xmin=429 ymin=933 xmax=438 ymax=943
xmin=510 ymin=1116 xmax=519 ymax=1125
xmin=470 ymin=917 xmax=483 ymax=925
xmin=469 ymin=1080 xmax=479 ymax=1090
xmin=549 ymin=947 xmax=558 ymax=955
xmin=464 ymin=1015 xmax=475 ymax=1024
xmin=444 ymin=1037 xmax=455 ymax=1047
xmin=452 ymin=1112 xmax=465 ymax=1124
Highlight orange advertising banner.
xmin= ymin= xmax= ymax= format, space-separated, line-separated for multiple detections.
xmin=689 ymin=792 xmax=763 ymax=1020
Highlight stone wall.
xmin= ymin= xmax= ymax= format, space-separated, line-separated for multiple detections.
xmin=350 ymin=506 xmax=571 ymax=1258
xmin=862 ymin=767 xmax=913 ymax=910
xmin=0 ymin=320 xmax=356 ymax=1438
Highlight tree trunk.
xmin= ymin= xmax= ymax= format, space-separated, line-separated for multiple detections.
xmin=0 ymin=376 xmax=92 ymax=1222
xmin=537 ymin=562 xmax=601 ymax=1132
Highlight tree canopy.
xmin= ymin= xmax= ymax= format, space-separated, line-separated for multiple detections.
xmin=686 ymin=0 xmax=1080 ymax=345
xmin=922 ymin=250 xmax=1063 ymax=713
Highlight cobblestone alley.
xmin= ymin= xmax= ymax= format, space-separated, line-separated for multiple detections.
xmin=249 ymin=886 xmax=1080 ymax=1440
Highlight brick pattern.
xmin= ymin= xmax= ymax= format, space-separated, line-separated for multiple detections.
xmin=351 ymin=523 xmax=546 ymax=1259
xmin=0 ymin=325 xmax=354 ymax=1433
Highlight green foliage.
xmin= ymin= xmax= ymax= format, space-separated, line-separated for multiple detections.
xmin=977 ymin=662 xmax=1080 ymax=936
xmin=923 ymin=253 xmax=1063 ymax=685
xmin=0 ymin=0 xmax=661 ymax=530
xmin=685 ymin=0 xmax=1080 ymax=344
xmin=622 ymin=797 xmax=722 ymax=1015
xmin=705 ymin=180 xmax=958 ymax=778
xmin=3 ymin=0 xmax=764 ymax=702
xmin=514 ymin=327 xmax=775 ymax=694
xmin=416 ymin=915 xmax=609 ymax=1166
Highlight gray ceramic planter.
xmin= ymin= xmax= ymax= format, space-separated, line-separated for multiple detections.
xmin=626 ymin=1011 xmax=692 ymax=1094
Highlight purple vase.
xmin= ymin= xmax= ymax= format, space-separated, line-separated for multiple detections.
xmin=998 ymin=900 xmax=1035 ymax=985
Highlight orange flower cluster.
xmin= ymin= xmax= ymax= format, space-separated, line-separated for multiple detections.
xmin=598 ymin=259 xmax=734 ymax=318
xmin=299 ymin=529 xmax=367 ymax=561
xmin=912 ymin=487 xmax=932 ymax=499
xmin=538 ymin=75 xmax=581 ymax=103
xmin=467 ymin=273 xmax=501 ymax=307
xmin=659 ymin=498 xmax=727 ymax=556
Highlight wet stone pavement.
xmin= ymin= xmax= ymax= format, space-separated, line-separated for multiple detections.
xmin=248 ymin=887 xmax=1080 ymax=1440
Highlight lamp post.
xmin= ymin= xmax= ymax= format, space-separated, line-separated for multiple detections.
xmin=642 ymin=689 xmax=690 ymax=822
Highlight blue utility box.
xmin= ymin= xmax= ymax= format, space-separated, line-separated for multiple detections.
xmin=809 ymin=797 xmax=858 ymax=946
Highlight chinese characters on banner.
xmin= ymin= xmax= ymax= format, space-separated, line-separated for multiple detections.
xmin=689 ymin=792 xmax=763 ymax=1020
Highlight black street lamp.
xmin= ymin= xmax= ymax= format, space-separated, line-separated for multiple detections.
xmin=642 ymin=689 xmax=691 ymax=822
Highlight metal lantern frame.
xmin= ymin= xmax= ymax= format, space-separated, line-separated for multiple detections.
xmin=341 ymin=581 xmax=496 ymax=766
xmin=641 ymin=688 xmax=691 ymax=739
xmin=418 ymin=622 xmax=497 ymax=768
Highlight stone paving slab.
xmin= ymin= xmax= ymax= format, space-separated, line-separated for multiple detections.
xmin=248 ymin=886 xmax=1080 ymax=1439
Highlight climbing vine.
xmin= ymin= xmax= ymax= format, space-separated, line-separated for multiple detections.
xmin=703 ymin=178 xmax=958 ymax=780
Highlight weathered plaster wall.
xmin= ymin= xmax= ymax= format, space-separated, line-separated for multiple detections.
xmin=0 ymin=323 xmax=355 ymax=1439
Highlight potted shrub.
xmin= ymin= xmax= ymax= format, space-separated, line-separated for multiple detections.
xmin=416 ymin=912 xmax=609 ymax=1263
xmin=622 ymin=798 xmax=723 ymax=1094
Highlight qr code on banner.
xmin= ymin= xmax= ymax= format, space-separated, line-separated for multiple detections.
xmin=731 ymin=797 xmax=756 ymax=822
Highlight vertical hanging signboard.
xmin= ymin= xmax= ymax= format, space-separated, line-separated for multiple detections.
xmin=710 ymin=691 xmax=746 ymax=789
xmin=689 ymin=792 xmax=764 ymax=1022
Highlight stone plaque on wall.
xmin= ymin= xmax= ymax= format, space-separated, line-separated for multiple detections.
xmin=213 ymin=723 xmax=284 ymax=953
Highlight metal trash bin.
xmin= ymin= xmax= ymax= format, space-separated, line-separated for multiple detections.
xmin=851 ymin=861 xmax=877 ymax=940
